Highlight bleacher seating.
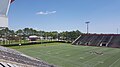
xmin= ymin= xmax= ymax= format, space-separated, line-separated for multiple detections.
xmin=72 ymin=34 xmax=120 ymax=48
xmin=0 ymin=46 xmax=54 ymax=67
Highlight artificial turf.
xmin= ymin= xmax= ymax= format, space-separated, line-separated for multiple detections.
xmin=9 ymin=43 xmax=120 ymax=67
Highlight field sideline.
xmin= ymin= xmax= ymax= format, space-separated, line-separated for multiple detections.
xmin=9 ymin=43 xmax=120 ymax=67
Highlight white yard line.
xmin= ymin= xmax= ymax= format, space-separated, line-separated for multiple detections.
xmin=93 ymin=51 xmax=120 ymax=67
xmin=39 ymin=51 xmax=84 ymax=66
xmin=93 ymin=54 xmax=112 ymax=66
xmin=83 ymin=48 xmax=113 ymax=66
xmin=109 ymin=57 xmax=120 ymax=67
xmin=29 ymin=48 xmax=85 ymax=66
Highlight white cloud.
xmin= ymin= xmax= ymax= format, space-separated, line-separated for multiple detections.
xmin=36 ymin=11 xmax=56 ymax=15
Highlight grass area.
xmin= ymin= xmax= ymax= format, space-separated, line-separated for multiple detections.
xmin=0 ymin=40 xmax=52 ymax=45
xmin=9 ymin=43 xmax=120 ymax=67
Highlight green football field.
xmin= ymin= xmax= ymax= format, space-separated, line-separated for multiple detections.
xmin=9 ymin=43 xmax=120 ymax=67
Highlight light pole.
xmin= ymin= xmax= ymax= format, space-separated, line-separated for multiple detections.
xmin=85 ymin=22 xmax=90 ymax=34
xmin=117 ymin=28 xmax=118 ymax=34
xmin=41 ymin=31 xmax=42 ymax=44
xmin=57 ymin=32 xmax=59 ymax=41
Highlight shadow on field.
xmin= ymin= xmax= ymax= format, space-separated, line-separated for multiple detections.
xmin=2 ymin=41 xmax=71 ymax=47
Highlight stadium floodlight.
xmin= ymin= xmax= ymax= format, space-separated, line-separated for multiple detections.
xmin=85 ymin=21 xmax=90 ymax=34
xmin=0 ymin=0 xmax=14 ymax=28
xmin=117 ymin=28 xmax=118 ymax=34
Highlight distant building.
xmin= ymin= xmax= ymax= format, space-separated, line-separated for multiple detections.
xmin=29 ymin=35 xmax=38 ymax=42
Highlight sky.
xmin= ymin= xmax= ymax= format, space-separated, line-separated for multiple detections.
xmin=8 ymin=0 xmax=120 ymax=33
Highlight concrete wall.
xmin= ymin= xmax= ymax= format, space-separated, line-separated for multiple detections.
xmin=0 ymin=16 xmax=8 ymax=27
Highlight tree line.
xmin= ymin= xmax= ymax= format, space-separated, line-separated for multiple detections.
xmin=0 ymin=28 xmax=82 ymax=42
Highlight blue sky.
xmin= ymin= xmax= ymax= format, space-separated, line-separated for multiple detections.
xmin=8 ymin=0 xmax=120 ymax=33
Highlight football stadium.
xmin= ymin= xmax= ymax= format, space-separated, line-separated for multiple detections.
xmin=0 ymin=0 xmax=120 ymax=67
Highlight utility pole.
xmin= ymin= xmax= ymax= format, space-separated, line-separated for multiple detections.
xmin=85 ymin=22 xmax=90 ymax=34
xmin=117 ymin=28 xmax=118 ymax=34
xmin=41 ymin=31 xmax=42 ymax=44
xmin=57 ymin=32 xmax=59 ymax=41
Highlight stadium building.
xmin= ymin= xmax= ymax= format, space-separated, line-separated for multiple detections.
xmin=72 ymin=34 xmax=120 ymax=48
xmin=0 ymin=0 xmax=55 ymax=67
xmin=0 ymin=0 xmax=14 ymax=28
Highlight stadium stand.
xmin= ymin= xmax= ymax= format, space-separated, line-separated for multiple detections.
xmin=72 ymin=34 xmax=120 ymax=48
xmin=0 ymin=46 xmax=55 ymax=67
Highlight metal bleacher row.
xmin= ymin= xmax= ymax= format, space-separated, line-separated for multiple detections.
xmin=0 ymin=46 xmax=54 ymax=67
xmin=72 ymin=34 xmax=120 ymax=48
xmin=0 ymin=62 xmax=19 ymax=67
